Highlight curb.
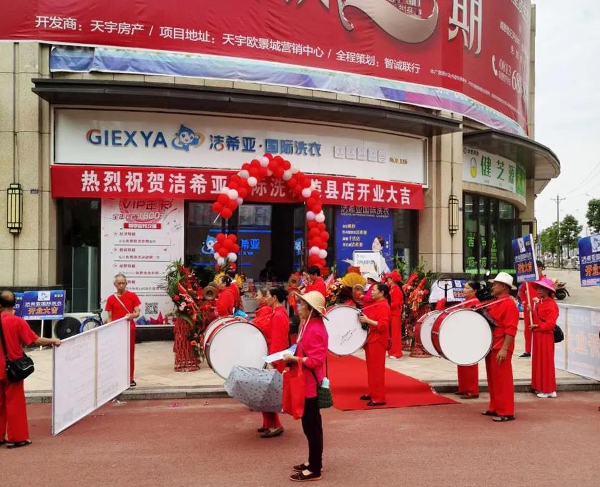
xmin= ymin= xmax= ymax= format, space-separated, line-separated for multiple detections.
xmin=25 ymin=378 xmax=600 ymax=404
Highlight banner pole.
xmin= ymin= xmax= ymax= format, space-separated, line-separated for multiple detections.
xmin=40 ymin=320 xmax=45 ymax=350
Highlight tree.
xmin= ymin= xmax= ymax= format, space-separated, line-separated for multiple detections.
xmin=560 ymin=214 xmax=582 ymax=256
xmin=586 ymin=199 xmax=600 ymax=235
xmin=540 ymin=223 xmax=559 ymax=254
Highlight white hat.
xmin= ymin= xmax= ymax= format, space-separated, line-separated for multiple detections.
xmin=490 ymin=272 xmax=516 ymax=290
xmin=365 ymin=271 xmax=381 ymax=283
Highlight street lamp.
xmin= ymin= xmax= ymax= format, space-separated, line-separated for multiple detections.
xmin=7 ymin=183 xmax=23 ymax=234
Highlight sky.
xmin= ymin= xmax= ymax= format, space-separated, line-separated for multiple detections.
xmin=533 ymin=0 xmax=600 ymax=234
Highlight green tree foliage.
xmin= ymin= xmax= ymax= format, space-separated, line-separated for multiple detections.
xmin=540 ymin=223 xmax=559 ymax=254
xmin=586 ymin=199 xmax=600 ymax=235
xmin=560 ymin=214 xmax=582 ymax=256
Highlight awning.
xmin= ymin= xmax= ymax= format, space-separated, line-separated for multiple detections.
xmin=32 ymin=79 xmax=460 ymax=138
xmin=463 ymin=129 xmax=560 ymax=195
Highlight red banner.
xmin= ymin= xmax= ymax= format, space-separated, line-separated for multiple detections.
xmin=50 ymin=165 xmax=424 ymax=209
xmin=1 ymin=1 xmax=530 ymax=133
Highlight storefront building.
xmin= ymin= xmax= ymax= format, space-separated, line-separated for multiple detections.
xmin=1 ymin=1 xmax=560 ymax=322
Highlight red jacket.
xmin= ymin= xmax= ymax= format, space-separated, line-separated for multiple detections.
xmin=253 ymin=305 xmax=272 ymax=343
xmin=304 ymin=277 xmax=327 ymax=298
xmin=486 ymin=297 xmax=520 ymax=352
xmin=363 ymin=298 xmax=391 ymax=347
xmin=389 ymin=284 xmax=403 ymax=317
xmin=269 ymin=306 xmax=290 ymax=354
xmin=0 ymin=312 xmax=38 ymax=380
xmin=296 ymin=316 xmax=329 ymax=398
xmin=533 ymin=298 xmax=559 ymax=333
xmin=216 ymin=287 xmax=235 ymax=317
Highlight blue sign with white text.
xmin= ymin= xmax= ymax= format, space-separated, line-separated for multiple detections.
xmin=578 ymin=234 xmax=600 ymax=287
xmin=21 ymin=290 xmax=66 ymax=321
xmin=13 ymin=293 xmax=24 ymax=317
xmin=512 ymin=234 xmax=538 ymax=284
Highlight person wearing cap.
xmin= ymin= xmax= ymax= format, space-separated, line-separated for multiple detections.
xmin=385 ymin=270 xmax=404 ymax=359
xmin=517 ymin=260 xmax=546 ymax=358
xmin=531 ymin=277 xmax=559 ymax=398
xmin=358 ymin=282 xmax=391 ymax=407
xmin=282 ymin=291 xmax=329 ymax=482
xmin=361 ymin=272 xmax=381 ymax=307
xmin=301 ymin=266 xmax=327 ymax=298
xmin=482 ymin=272 xmax=520 ymax=422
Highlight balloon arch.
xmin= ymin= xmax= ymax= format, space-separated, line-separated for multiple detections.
xmin=210 ymin=153 xmax=330 ymax=269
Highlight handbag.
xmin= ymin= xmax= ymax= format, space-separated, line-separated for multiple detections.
xmin=310 ymin=368 xmax=333 ymax=409
xmin=553 ymin=325 xmax=564 ymax=343
xmin=0 ymin=316 xmax=35 ymax=383
xmin=282 ymin=358 xmax=305 ymax=420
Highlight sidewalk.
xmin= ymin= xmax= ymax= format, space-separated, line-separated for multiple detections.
xmin=24 ymin=320 xmax=599 ymax=403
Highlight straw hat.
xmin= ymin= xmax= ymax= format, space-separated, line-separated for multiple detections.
xmin=295 ymin=291 xmax=328 ymax=317
xmin=490 ymin=272 xmax=516 ymax=290
xmin=534 ymin=276 xmax=556 ymax=294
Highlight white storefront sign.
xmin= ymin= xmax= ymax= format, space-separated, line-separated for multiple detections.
xmin=100 ymin=198 xmax=184 ymax=326
xmin=54 ymin=109 xmax=427 ymax=185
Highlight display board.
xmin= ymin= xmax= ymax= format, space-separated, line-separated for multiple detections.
xmin=52 ymin=318 xmax=129 ymax=436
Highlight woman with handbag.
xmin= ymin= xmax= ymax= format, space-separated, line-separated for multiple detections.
xmin=531 ymin=277 xmax=559 ymax=398
xmin=282 ymin=291 xmax=329 ymax=482
xmin=1 ymin=290 xmax=61 ymax=449
xmin=259 ymin=286 xmax=290 ymax=439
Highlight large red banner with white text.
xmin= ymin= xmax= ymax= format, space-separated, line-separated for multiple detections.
xmin=1 ymin=1 xmax=531 ymax=133
xmin=50 ymin=165 xmax=424 ymax=209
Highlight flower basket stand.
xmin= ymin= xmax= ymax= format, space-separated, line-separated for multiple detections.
xmin=406 ymin=305 xmax=433 ymax=358
xmin=173 ymin=317 xmax=200 ymax=372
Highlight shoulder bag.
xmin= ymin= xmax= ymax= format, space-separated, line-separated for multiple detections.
xmin=0 ymin=315 xmax=35 ymax=382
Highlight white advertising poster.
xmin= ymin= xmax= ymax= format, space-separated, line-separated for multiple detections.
xmin=54 ymin=108 xmax=427 ymax=185
xmin=101 ymin=198 xmax=184 ymax=326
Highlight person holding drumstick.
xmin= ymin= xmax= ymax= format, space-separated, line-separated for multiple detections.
xmin=259 ymin=286 xmax=290 ymax=438
xmin=455 ymin=281 xmax=481 ymax=399
xmin=358 ymin=282 xmax=391 ymax=407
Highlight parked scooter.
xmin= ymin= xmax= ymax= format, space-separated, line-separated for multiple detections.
xmin=555 ymin=282 xmax=569 ymax=301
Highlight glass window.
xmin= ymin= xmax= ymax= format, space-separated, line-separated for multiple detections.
xmin=463 ymin=194 xmax=477 ymax=272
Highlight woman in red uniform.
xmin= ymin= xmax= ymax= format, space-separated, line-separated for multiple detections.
xmin=252 ymin=288 xmax=272 ymax=342
xmin=531 ymin=277 xmax=559 ymax=398
xmin=358 ymin=282 xmax=391 ymax=407
xmin=385 ymin=270 xmax=404 ymax=360
xmin=454 ymin=281 xmax=481 ymax=399
xmin=260 ymin=286 xmax=290 ymax=438
xmin=215 ymin=275 xmax=235 ymax=317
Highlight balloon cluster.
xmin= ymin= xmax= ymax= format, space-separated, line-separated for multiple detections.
xmin=210 ymin=153 xmax=329 ymax=268
xmin=212 ymin=233 xmax=240 ymax=267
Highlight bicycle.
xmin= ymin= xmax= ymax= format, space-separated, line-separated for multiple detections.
xmin=79 ymin=308 xmax=105 ymax=333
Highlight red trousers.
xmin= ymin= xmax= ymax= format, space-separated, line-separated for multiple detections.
xmin=485 ymin=349 xmax=514 ymax=417
xmin=457 ymin=364 xmax=479 ymax=395
xmin=388 ymin=314 xmax=403 ymax=358
xmin=0 ymin=379 xmax=30 ymax=443
xmin=261 ymin=412 xmax=283 ymax=429
xmin=365 ymin=342 xmax=387 ymax=403
xmin=523 ymin=311 xmax=533 ymax=354
xmin=130 ymin=325 xmax=136 ymax=381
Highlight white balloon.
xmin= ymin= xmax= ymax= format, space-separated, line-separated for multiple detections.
xmin=247 ymin=176 xmax=258 ymax=187
xmin=221 ymin=186 xmax=230 ymax=194
xmin=228 ymin=189 xmax=239 ymax=200
xmin=260 ymin=156 xmax=270 ymax=167
xmin=214 ymin=252 xmax=221 ymax=261
xmin=291 ymin=166 xmax=300 ymax=174
xmin=217 ymin=257 xmax=225 ymax=266
xmin=315 ymin=212 xmax=325 ymax=223
xmin=306 ymin=211 xmax=316 ymax=220
xmin=319 ymin=249 xmax=327 ymax=259
xmin=301 ymin=188 xmax=312 ymax=198
xmin=227 ymin=253 xmax=238 ymax=262
xmin=236 ymin=197 xmax=244 ymax=205
xmin=266 ymin=169 xmax=273 ymax=177
xmin=282 ymin=170 xmax=293 ymax=181
xmin=309 ymin=246 xmax=320 ymax=255
xmin=238 ymin=170 xmax=250 ymax=179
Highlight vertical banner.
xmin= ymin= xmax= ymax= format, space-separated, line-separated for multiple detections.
xmin=511 ymin=234 xmax=539 ymax=284
xmin=101 ymin=198 xmax=184 ymax=326
xmin=578 ymin=234 xmax=600 ymax=287
xmin=335 ymin=206 xmax=393 ymax=276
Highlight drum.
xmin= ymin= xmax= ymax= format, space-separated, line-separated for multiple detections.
xmin=414 ymin=310 xmax=443 ymax=357
xmin=431 ymin=309 xmax=492 ymax=366
xmin=203 ymin=317 xmax=268 ymax=379
xmin=323 ymin=305 xmax=367 ymax=355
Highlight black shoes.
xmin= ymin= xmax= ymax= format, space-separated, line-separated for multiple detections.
xmin=359 ymin=395 xmax=371 ymax=401
xmin=366 ymin=401 xmax=387 ymax=407
xmin=519 ymin=352 xmax=531 ymax=358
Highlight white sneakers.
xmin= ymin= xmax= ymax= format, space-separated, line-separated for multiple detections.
xmin=536 ymin=391 xmax=558 ymax=398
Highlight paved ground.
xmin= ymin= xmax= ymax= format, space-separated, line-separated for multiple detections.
xmin=5 ymin=393 xmax=600 ymax=487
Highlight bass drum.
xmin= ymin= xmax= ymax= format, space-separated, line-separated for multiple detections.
xmin=413 ymin=310 xmax=442 ymax=357
xmin=431 ymin=309 xmax=492 ymax=366
xmin=203 ymin=317 xmax=268 ymax=379
xmin=323 ymin=305 xmax=367 ymax=355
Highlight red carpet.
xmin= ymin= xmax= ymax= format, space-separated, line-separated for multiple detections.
xmin=327 ymin=354 xmax=458 ymax=411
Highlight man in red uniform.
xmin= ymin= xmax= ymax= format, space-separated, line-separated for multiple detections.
xmin=302 ymin=266 xmax=327 ymax=298
xmin=483 ymin=272 xmax=520 ymax=422
xmin=517 ymin=260 xmax=546 ymax=358
xmin=105 ymin=274 xmax=141 ymax=387
xmin=0 ymin=290 xmax=61 ymax=448
xmin=385 ymin=271 xmax=404 ymax=359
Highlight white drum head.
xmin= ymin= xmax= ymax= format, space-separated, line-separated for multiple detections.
xmin=418 ymin=311 xmax=442 ymax=357
xmin=205 ymin=321 xmax=268 ymax=379
xmin=324 ymin=305 xmax=367 ymax=355
xmin=203 ymin=316 xmax=239 ymax=348
xmin=436 ymin=309 xmax=492 ymax=366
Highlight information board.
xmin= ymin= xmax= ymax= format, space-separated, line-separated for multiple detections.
xmin=52 ymin=318 xmax=129 ymax=436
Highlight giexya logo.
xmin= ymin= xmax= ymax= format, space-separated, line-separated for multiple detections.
xmin=85 ymin=124 xmax=205 ymax=152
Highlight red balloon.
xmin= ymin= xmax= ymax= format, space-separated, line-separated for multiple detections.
xmin=218 ymin=247 xmax=228 ymax=257
xmin=287 ymin=176 xmax=297 ymax=188
xmin=317 ymin=223 xmax=326 ymax=231
xmin=258 ymin=167 xmax=268 ymax=178
xmin=320 ymin=231 xmax=329 ymax=241
xmin=249 ymin=167 xmax=259 ymax=178
xmin=250 ymin=159 xmax=261 ymax=169
xmin=274 ymin=168 xmax=285 ymax=179
xmin=306 ymin=198 xmax=317 ymax=208
xmin=319 ymin=241 xmax=327 ymax=250
xmin=282 ymin=159 xmax=291 ymax=170
xmin=212 ymin=202 xmax=223 ymax=213
xmin=228 ymin=234 xmax=237 ymax=242
xmin=221 ymin=208 xmax=233 ymax=219
xmin=217 ymin=194 xmax=229 ymax=205
xmin=312 ymin=204 xmax=322 ymax=214
xmin=294 ymin=184 xmax=303 ymax=194
xmin=311 ymin=190 xmax=320 ymax=200
xmin=242 ymin=163 xmax=251 ymax=171
xmin=227 ymin=199 xmax=237 ymax=210
xmin=308 ymin=228 xmax=320 ymax=238
xmin=229 ymin=181 xmax=239 ymax=190
xmin=307 ymin=220 xmax=318 ymax=229
xmin=231 ymin=175 xmax=241 ymax=184
xmin=233 ymin=244 xmax=240 ymax=254
xmin=216 ymin=233 xmax=226 ymax=243
xmin=302 ymin=178 xmax=312 ymax=188
xmin=238 ymin=187 xmax=248 ymax=199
